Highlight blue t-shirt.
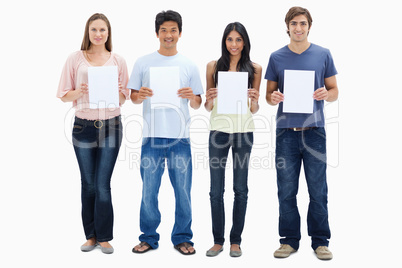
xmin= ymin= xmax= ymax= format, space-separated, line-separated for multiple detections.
xmin=265 ymin=43 xmax=337 ymax=128
xmin=128 ymin=51 xmax=204 ymax=138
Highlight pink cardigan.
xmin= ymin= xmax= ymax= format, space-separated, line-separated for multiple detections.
xmin=57 ymin=51 xmax=129 ymax=120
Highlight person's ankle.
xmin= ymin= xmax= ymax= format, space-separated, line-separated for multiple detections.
xmin=230 ymin=244 xmax=240 ymax=251
xmin=210 ymin=244 xmax=222 ymax=250
xmin=99 ymin=241 xmax=112 ymax=248
xmin=83 ymin=238 xmax=97 ymax=246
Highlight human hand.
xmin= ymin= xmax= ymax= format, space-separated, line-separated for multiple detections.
xmin=79 ymin=83 xmax=89 ymax=96
xmin=271 ymin=91 xmax=284 ymax=105
xmin=248 ymin=88 xmax=260 ymax=104
xmin=205 ymin=88 xmax=218 ymax=101
xmin=178 ymin=87 xmax=196 ymax=101
xmin=313 ymin=87 xmax=328 ymax=101
xmin=118 ymin=83 xmax=124 ymax=93
xmin=138 ymin=87 xmax=153 ymax=100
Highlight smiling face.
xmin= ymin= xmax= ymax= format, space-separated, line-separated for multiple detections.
xmin=287 ymin=14 xmax=310 ymax=43
xmin=225 ymin=30 xmax=244 ymax=57
xmin=157 ymin=21 xmax=181 ymax=55
xmin=88 ymin=19 xmax=109 ymax=47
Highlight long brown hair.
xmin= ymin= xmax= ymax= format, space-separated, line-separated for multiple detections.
xmin=81 ymin=13 xmax=112 ymax=52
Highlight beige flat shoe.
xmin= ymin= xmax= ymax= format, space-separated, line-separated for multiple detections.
xmin=273 ymin=244 xmax=296 ymax=258
xmin=315 ymin=246 xmax=333 ymax=260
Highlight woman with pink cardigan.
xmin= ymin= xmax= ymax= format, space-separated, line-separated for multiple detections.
xmin=57 ymin=13 xmax=129 ymax=254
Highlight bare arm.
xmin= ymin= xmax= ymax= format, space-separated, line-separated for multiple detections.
xmin=190 ymin=95 xmax=202 ymax=109
xmin=249 ymin=63 xmax=262 ymax=114
xmin=118 ymin=83 xmax=127 ymax=105
xmin=313 ymin=75 xmax=338 ymax=102
xmin=204 ymin=61 xmax=217 ymax=112
xmin=178 ymin=87 xmax=202 ymax=109
xmin=60 ymin=83 xmax=88 ymax=103
xmin=265 ymin=80 xmax=284 ymax=106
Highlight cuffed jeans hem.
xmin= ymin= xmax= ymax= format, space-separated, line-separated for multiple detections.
xmin=85 ymin=234 xmax=113 ymax=242
xmin=139 ymin=236 xmax=159 ymax=249
xmin=280 ymin=239 xmax=299 ymax=251
xmin=174 ymin=240 xmax=194 ymax=247
xmin=312 ymin=242 xmax=329 ymax=251
xmin=97 ymin=237 xmax=113 ymax=243
xmin=86 ymin=234 xmax=96 ymax=240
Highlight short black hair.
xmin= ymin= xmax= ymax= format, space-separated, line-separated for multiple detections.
xmin=155 ymin=10 xmax=182 ymax=34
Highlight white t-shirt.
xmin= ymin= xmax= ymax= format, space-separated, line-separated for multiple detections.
xmin=128 ymin=51 xmax=203 ymax=139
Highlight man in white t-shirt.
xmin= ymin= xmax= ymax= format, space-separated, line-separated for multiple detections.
xmin=128 ymin=10 xmax=203 ymax=255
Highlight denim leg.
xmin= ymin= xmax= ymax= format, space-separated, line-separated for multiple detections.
xmin=74 ymin=145 xmax=97 ymax=240
xmin=276 ymin=129 xmax=302 ymax=250
xmin=139 ymin=138 xmax=165 ymax=249
xmin=94 ymin=122 xmax=122 ymax=242
xmin=302 ymin=128 xmax=330 ymax=250
xmin=73 ymin=119 xmax=98 ymax=240
xmin=72 ymin=118 xmax=121 ymax=242
xmin=209 ymin=131 xmax=231 ymax=245
xmin=230 ymin=132 xmax=253 ymax=245
xmin=167 ymin=138 xmax=194 ymax=246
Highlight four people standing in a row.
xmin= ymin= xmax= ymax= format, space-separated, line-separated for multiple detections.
xmin=57 ymin=7 xmax=338 ymax=261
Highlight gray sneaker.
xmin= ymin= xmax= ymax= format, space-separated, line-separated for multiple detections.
xmin=273 ymin=244 xmax=296 ymax=258
xmin=315 ymin=246 xmax=333 ymax=260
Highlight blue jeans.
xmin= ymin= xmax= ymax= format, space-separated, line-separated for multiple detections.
xmin=209 ymin=131 xmax=253 ymax=246
xmin=275 ymin=127 xmax=330 ymax=250
xmin=139 ymin=138 xmax=193 ymax=249
xmin=72 ymin=116 xmax=122 ymax=242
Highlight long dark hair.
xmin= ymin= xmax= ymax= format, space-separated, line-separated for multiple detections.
xmin=214 ymin=22 xmax=255 ymax=88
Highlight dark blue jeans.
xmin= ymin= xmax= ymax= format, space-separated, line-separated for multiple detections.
xmin=208 ymin=131 xmax=253 ymax=246
xmin=139 ymin=138 xmax=193 ymax=249
xmin=275 ymin=127 xmax=330 ymax=250
xmin=72 ymin=116 xmax=122 ymax=242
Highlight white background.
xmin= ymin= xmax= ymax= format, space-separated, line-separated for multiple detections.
xmin=1 ymin=0 xmax=401 ymax=267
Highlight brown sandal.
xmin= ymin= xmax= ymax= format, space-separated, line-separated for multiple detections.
xmin=174 ymin=242 xmax=196 ymax=255
xmin=132 ymin=241 xmax=153 ymax=254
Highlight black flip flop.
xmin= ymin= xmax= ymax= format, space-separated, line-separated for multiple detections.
xmin=132 ymin=242 xmax=153 ymax=254
xmin=174 ymin=242 xmax=196 ymax=255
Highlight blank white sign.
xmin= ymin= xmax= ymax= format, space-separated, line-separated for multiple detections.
xmin=217 ymin=71 xmax=248 ymax=114
xmin=88 ymin=66 xmax=119 ymax=109
xmin=150 ymin=66 xmax=181 ymax=109
xmin=283 ymin=69 xmax=315 ymax=114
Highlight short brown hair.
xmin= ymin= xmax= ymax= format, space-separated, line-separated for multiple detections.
xmin=81 ymin=13 xmax=112 ymax=52
xmin=285 ymin=6 xmax=313 ymax=36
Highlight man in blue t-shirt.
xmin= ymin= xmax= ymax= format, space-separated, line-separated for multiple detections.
xmin=265 ymin=7 xmax=339 ymax=261
xmin=128 ymin=10 xmax=203 ymax=255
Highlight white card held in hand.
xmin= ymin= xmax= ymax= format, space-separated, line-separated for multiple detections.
xmin=283 ymin=69 xmax=315 ymax=114
xmin=150 ymin=66 xmax=181 ymax=109
xmin=88 ymin=66 xmax=119 ymax=109
xmin=217 ymin=71 xmax=248 ymax=114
